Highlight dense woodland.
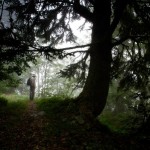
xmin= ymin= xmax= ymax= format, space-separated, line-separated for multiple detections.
xmin=0 ymin=0 xmax=150 ymax=149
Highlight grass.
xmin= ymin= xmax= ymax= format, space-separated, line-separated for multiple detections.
xmin=36 ymin=97 xmax=133 ymax=134
xmin=36 ymin=97 xmax=150 ymax=150
xmin=0 ymin=94 xmax=28 ymax=101
xmin=0 ymin=95 xmax=28 ymax=129
xmin=37 ymin=98 xmax=119 ymax=135
xmin=36 ymin=97 xmax=114 ymax=149
xmin=0 ymin=95 xmax=149 ymax=149
xmin=36 ymin=97 xmax=80 ymax=135
xmin=99 ymin=111 xmax=134 ymax=134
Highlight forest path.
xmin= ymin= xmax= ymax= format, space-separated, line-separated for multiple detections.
xmin=0 ymin=100 xmax=66 ymax=150
xmin=0 ymin=101 xmax=70 ymax=150
xmin=10 ymin=100 xmax=49 ymax=149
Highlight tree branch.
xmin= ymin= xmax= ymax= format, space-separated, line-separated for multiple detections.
xmin=88 ymin=0 xmax=94 ymax=5
xmin=133 ymin=0 xmax=150 ymax=28
xmin=112 ymin=36 xmax=129 ymax=47
xmin=28 ymin=43 xmax=91 ymax=52
xmin=0 ymin=0 xmax=5 ymax=21
xmin=110 ymin=0 xmax=129 ymax=35
xmin=73 ymin=0 xmax=93 ymax=22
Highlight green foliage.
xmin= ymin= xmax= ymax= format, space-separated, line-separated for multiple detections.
xmin=37 ymin=96 xmax=129 ymax=134
xmin=0 ymin=74 xmax=21 ymax=94
xmin=0 ymin=95 xmax=28 ymax=129
xmin=100 ymin=111 xmax=133 ymax=134
xmin=36 ymin=96 xmax=75 ymax=117
xmin=0 ymin=24 xmax=38 ymax=80
xmin=59 ymin=54 xmax=89 ymax=88
xmin=2 ymin=94 xmax=28 ymax=101
xmin=36 ymin=97 xmax=149 ymax=149
xmin=0 ymin=96 xmax=8 ymax=107
xmin=34 ymin=58 xmax=82 ymax=98
xmin=0 ymin=96 xmax=149 ymax=149
xmin=1 ymin=0 xmax=150 ymax=93
xmin=1 ymin=0 xmax=149 ymax=94
xmin=36 ymin=97 xmax=79 ymax=137
xmin=104 ymin=80 xmax=150 ymax=133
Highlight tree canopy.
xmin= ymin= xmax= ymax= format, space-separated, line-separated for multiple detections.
xmin=1 ymin=0 xmax=150 ymax=119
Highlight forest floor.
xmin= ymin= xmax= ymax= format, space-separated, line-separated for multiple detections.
xmin=0 ymin=99 xmax=150 ymax=150
xmin=0 ymin=101 xmax=49 ymax=149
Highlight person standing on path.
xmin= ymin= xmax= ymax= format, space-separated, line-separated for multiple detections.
xmin=27 ymin=74 xmax=36 ymax=100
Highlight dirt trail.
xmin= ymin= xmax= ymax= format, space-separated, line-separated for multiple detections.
xmin=14 ymin=101 xmax=49 ymax=149
xmin=0 ymin=100 xmax=69 ymax=150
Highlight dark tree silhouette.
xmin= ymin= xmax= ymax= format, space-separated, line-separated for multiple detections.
xmin=0 ymin=0 xmax=150 ymax=120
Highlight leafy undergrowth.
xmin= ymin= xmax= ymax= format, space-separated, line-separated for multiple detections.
xmin=0 ymin=96 xmax=150 ymax=150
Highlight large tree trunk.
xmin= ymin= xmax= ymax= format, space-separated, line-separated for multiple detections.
xmin=78 ymin=0 xmax=112 ymax=119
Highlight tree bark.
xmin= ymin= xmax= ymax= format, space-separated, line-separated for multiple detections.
xmin=78 ymin=0 xmax=112 ymax=118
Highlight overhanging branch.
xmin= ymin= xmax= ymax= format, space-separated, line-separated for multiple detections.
xmin=0 ymin=0 xmax=5 ymax=21
xmin=110 ymin=0 xmax=129 ymax=35
xmin=26 ymin=43 xmax=91 ymax=52
xmin=112 ymin=37 xmax=129 ymax=47
xmin=73 ymin=0 xmax=93 ymax=22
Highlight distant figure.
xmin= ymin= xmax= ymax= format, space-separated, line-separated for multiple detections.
xmin=27 ymin=74 xmax=36 ymax=100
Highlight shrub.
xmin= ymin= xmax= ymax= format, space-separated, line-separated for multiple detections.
xmin=0 ymin=96 xmax=8 ymax=107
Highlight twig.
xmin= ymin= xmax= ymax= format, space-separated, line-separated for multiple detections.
xmin=0 ymin=0 xmax=5 ymax=21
